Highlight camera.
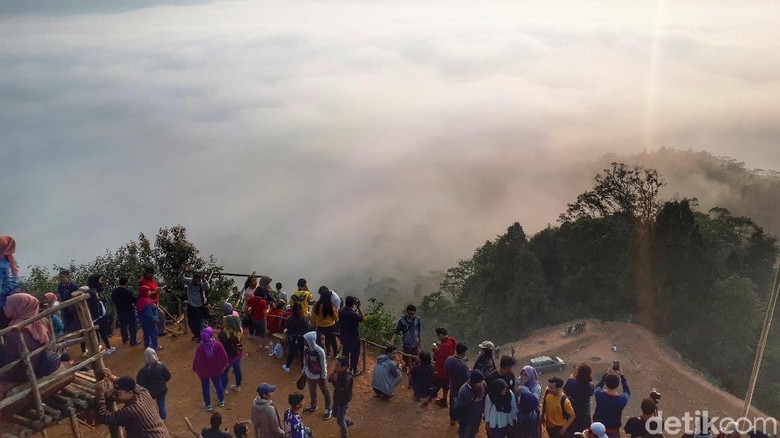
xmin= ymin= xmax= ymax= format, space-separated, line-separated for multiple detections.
xmin=650 ymin=389 xmax=661 ymax=402
xmin=612 ymin=360 xmax=620 ymax=371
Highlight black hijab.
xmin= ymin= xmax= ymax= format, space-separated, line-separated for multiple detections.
xmin=488 ymin=378 xmax=513 ymax=413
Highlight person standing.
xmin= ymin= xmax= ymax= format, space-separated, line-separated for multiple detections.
xmin=139 ymin=267 xmax=165 ymax=337
xmin=302 ymin=330 xmax=332 ymax=420
xmin=57 ymin=270 xmax=80 ymax=333
xmin=284 ymin=392 xmax=310 ymax=438
xmin=432 ymin=327 xmax=457 ymax=407
xmin=330 ymin=356 xmax=355 ymax=437
xmin=486 ymin=355 xmax=517 ymax=390
xmin=593 ymin=366 xmax=630 ymax=438
xmin=242 ymin=274 xmax=261 ymax=336
xmin=96 ymin=369 xmax=171 ymax=438
xmin=473 ymin=341 xmax=497 ymax=376
xmin=485 ymin=379 xmax=518 ymax=438
xmin=87 ymin=275 xmax=115 ymax=354
xmin=179 ymin=265 xmax=210 ymax=340
xmin=219 ymin=315 xmax=244 ymax=392
xmin=136 ymin=348 xmax=171 ymax=421
xmin=192 ymin=326 xmax=229 ymax=411
xmin=445 ymin=342 xmax=470 ymax=425
xmin=136 ymin=286 xmax=160 ymax=351
xmin=563 ymin=363 xmax=595 ymax=438
xmin=252 ymin=383 xmax=285 ymax=438
xmin=338 ymin=296 xmax=365 ymax=375
xmin=289 ymin=279 xmax=314 ymax=318
xmin=371 ymin=345 xmax=403 ymax=399
xmin=312 ymin=287 xmax=339 ymax=358
xmin=0 ymin=236 xmax=21 ymax=326
xmin=267 ymin=300 xmax=285 ymax=354
xmin=283 ymin=302 xmax=310 ymax=373
xmin=519 ymin=365 xmax=543 ymax=400
xmin=543 ymin=377 xmax=576 ymax=438
xmin=112 ymin=277 xmax=138 ymax=346
xmin=455 ymin=370 xmax=486 ymax=438
xmin=247 ymin=290 xmax=269 ymax=347
xmin=389 ymin=304 xmax=421 ymax=372
xmin=624 ymin=398 xmax=663 ymax=438
xmin=43 ymin=292 xmax=65 ymax=338
xmin=275 ymin=282 xmax=288 ymax=304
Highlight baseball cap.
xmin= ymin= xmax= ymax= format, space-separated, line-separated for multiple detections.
xmin=479 ymin=341 xmax=495 ymax=350
xmin=589 ymin=422 xmax=608 ymax=438
xmin=256 ymin=383 xmax=277 ymax=396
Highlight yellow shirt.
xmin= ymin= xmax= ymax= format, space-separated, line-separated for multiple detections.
xmin=544 ymin=393 xmax=574 ymax=428
xmin=289 ymin=290 xmax=314 ymax=316
xmin=311 ymin=305 xmax=339 ymax=328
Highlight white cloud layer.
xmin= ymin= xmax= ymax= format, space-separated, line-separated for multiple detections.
xmin=2 ymin=0 xmax=779 ymax=290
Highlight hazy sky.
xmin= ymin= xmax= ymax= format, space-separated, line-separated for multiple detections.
xmin=2 ymin=1 xmax=779 ymax=290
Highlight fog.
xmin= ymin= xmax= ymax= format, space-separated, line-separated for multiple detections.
xmin=2 ymin=1 xmax=779 ymax=293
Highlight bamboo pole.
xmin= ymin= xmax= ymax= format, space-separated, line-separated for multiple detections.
xmin=72 ymin=292 xmax=124 ymax=438
xmin=17 ymin=330 xmax=44 ymax=420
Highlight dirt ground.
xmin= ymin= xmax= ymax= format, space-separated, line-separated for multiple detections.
xmin=47 ymin=319 xmax=768 ymax=437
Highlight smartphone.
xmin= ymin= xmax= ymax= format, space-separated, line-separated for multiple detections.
xmin=612 ymin=360 xmax=620 ymax=371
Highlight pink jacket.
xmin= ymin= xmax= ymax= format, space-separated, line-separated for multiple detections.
xmin=192 ymin=341 xmax=229 ymax=379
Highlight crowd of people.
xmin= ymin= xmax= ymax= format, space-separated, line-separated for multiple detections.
xmin=0 ymin=235 xmax=771 ymax=438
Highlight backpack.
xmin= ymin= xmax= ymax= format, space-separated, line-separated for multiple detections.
xmin=304 ymin=346 xmax=322 ymax=376
xmin=560 ymin=395 xmax=571 ymax=420
xmin=219 ymin=332 xmax=242 ymax=359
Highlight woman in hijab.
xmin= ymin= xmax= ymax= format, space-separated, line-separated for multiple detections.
xmin=0 ymin=293 xmax=59 ymax=382
xmin=43 ymin=292 xmax=64 ymax=338
xmin=485 ymin=378 xmax=518 ymax=438
xmin=192 ymin=326 xmax=229 ymax=411
xmin=0 ymin=236 xmax=21 ymax=328
xmin=136 ymin=347 xmax=171 ymax=421
xmin=136 ymin=286 xmax=160 ymax=351
xmin=519 ymin=365 xmax=542 ymax=400
xmin=219 ymin=315 xmax=244 ymax=393
xmin=474 ymin=341 xmax=497 ymax=376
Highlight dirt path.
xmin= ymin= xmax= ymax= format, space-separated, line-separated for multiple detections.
xmin=48 ymin=320 xmax=768 ymax=437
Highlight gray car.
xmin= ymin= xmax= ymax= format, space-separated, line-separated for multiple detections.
xmin=530 ymin=355 xmax=566 ymax=375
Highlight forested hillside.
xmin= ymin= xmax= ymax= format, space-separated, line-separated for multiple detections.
xmin=420 ymin=161 xmax=780 ymax=416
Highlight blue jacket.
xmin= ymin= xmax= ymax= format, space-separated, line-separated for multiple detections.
xmin=0 ymin=258 xmax=21 ymax=307
xmin=593 ymin=374 xmax=630 ymax=430
xmin=138 ymin=303 xmax=159 ymax=325
xmin=371 ymin=354 xmax=403 ymax=396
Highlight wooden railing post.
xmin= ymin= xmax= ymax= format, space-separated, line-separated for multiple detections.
xmin=73 ymin=292 xmax=125 ymax=438
xmin=18 ymin=330 xmax=44 ymax=420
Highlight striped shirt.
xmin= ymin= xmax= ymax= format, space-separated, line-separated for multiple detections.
xmin=97 ymin=385 xmax=170 ymax=438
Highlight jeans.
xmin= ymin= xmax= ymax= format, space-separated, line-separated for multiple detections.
xmin=187 ymin=304 xmax=205 ymax=337
xmin=547 ymin=426 xmax=563 ymax=438
xmin=334 ymin=404 xmax=350 ymax=438
xmin=117 ymin=311 xmax=137 ymax=345
xmin=221 ymin=358 xmax=243 ymax=388
xmin=490 ymin=426 xmax=511 ymax=438
xmin=316 ymin=325 xmax=339 ymax=357
xmin=459 ymin=423 xmax=480 ymax=438
xmin=307 ymin=377 xmax=331 ymax=410
xmin=286 ymin=335 xmax=304 ymax=368
xmin=341 ymin=337 xmax=360 ymax=371
xmin=97 ymin=319 xmax=112 ymax=348
xmin=252 ymin=319 xmax=267 ymax=338
xmin=201 ymin=376 xmax=224 ymax=407
xmin=141 ymin=320 xmax=158 ymax=350
xmin=156 ymin=393 xmax=167 ymax=421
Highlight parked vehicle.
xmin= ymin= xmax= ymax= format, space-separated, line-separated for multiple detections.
xmin=530 ymin=355 xmax=566 ymax=374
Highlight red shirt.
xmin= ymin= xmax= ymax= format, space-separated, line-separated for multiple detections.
xmin=247 ymin=296 xmax=268 ymax=321
xmin=267 ymin=308 xmax=284 ymax=334
xmin=139 ymin=277 xmax=160 ymax=304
